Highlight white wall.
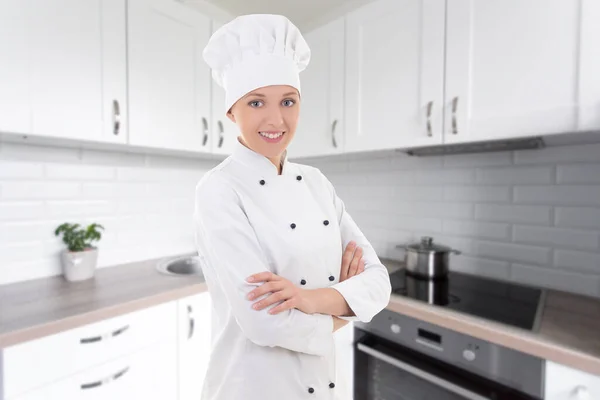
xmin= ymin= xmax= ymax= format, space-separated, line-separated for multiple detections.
xmin=301 ymin=142 xmax=600 ymax=298
xmin=2 ymin=140 xmax=600 ymax=299
xmin=0 ymin=141 xmax=217 ymax=285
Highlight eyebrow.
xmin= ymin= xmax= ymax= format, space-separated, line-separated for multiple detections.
xmin=244 ymin=91 xmax=299 ymax=99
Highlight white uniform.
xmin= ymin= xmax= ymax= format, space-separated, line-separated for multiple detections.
xmin=193 ymin=138 xmax=392 ymax=400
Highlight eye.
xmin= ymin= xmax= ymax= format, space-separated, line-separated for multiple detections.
xmin=248 ymin=100 xmax=264 ymax=108
xmin=282 ymin=99 xmax=296 ymax=107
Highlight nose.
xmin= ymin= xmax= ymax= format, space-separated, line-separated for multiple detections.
xmin=266 ymin=104 xmax=285 ymax=127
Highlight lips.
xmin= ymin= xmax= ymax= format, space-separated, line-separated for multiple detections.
xmin=258 ymin=131 xmax=285 ymax=143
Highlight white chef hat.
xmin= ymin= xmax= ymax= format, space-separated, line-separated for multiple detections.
xmin=203 ymin=14 xmax=311 ymax=113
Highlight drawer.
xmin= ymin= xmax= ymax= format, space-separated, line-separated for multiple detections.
xmin=545 ymin=360 xmax=600 ymax=400
xmin=8 ymin=338 xmax=177 ymax=400
xmin=3 ymin=300 xmax=177 ymax=399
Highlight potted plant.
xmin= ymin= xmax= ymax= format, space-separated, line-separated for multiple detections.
xmin=54 ymin=222 xmax=104 ymax=282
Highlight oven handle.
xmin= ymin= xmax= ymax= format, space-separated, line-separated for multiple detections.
xmin=357 ymin=343 xmax=492 ymax=400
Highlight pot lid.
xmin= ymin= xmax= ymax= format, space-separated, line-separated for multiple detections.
xmin=407 ymin=236 xmax=453 ymax=253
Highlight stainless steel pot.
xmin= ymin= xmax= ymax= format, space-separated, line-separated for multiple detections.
xmin=397 ymin=236 xmax=461 ymax=279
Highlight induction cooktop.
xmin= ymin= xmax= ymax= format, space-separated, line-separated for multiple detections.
xmin=389 ymin=269 xmax=544 ymax=331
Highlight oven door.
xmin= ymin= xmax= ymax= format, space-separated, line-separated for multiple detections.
xmin=353 ymin=330 xmax=542 ymax=400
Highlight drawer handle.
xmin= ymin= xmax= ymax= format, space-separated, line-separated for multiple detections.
xmin=202 ymin=117 xmax=209 ymax=146
xmin=188 ymin=304 xmax=195 ymax=339
xmin=113 ymin=99 xmax=120 ymax=135
xmin=426 ymin=100 xmax=433 ymax=137
xmin=218 ymin=120 xmax=224 ymax=148
xmin=80 ymin=366 xmax=130 ymax=390
xmin=80 ymin=324 xmax=130 ymax=344
xmin=331 ymin=119 xmax=338 ymax=148
xmin=451 ymin=96 xmax=459 ymax=135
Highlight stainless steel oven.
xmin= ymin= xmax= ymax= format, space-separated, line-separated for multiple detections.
xmin=353 ymin=309 xmax=544 ymax=400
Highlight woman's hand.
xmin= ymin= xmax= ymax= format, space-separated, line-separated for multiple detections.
xmin=340 ymin=241 xmax=365 ymax=282
xmin=246 ymin=272 xmax=316 ymax=315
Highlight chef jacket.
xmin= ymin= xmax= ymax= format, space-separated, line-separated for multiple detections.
xmin=193 ymin=137 xmax=392 ymax=400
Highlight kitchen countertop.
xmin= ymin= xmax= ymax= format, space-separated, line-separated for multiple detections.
xmin=1 ymin=255 xmax=599 ymax=377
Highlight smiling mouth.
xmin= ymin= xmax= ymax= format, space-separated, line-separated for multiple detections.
xmin=258 ymin=131 xmax=285 ymax=139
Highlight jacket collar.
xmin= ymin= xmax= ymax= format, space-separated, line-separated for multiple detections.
xmin=231 ymin=136 xmax=290 ymax=177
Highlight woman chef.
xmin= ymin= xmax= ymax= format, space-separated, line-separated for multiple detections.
xmin=194 ymin=14 xmax=392 ymax=400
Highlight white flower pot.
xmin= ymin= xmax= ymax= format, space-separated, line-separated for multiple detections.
xmin=60 ymin=248 xmax=98 ymax=282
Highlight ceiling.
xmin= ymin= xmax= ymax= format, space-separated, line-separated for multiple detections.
xmin=183 ymin=0 xmax=374 ymax=31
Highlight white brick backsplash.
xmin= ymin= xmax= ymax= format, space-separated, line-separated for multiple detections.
xmin=444 ymin=186 xmax=511 ymax=202
xmin=82 ymin=182 xmax=147 ymax=199
xmin=511 ymin=264 xmax=600 ymax=297
xmin=0 ymin=202 xmax=45 ymax=221
xmin=1 ymin=181 xmax=80 ymax=199
xmin=81 ymin=148 xmax=145 ymax=167
xmin=444 ymin=152 xmax=512 ymax=168
xmin=514 ymin=185 xmax=600 ymax=206
xmin=414 ymin=169 xmax=475 ymax=184
xmin=515 ymin=143 xmax=600 ymax=164
xmin=476 ymin=166 xmax=553 ymax=185
xmin=46 ymin=163 xmax=115 ymax=180
xmin=513 ymin=225 xmax=599 ymax=250
xmin=475 ymin=204 xmax=551 ymax=225
xmin=392 ymin=202 xmax=473 ymax=219
xmin=557 ymin=164 xmax=600 ymax=184
xmin=450 ymin=256 xmax=511 ymax=280
xmin=46 ymin=200 xmax=116 ymax=218
xmin=0 ymin=161 xmax=44 ymax=179
xmin=477 ymin=241 xmax=551 ymax=265
xmin=554 ymin=250 xmax=600 ymax=273
xmin=0 ymin=220 xmax=59 ymax=244
xmin=391 ymin=153 xmax=443 ymax=170
xmin=395 ymin=186 xmax=444 ymax=201
xmin=392 ymin=215 xmax=443 ymax=233
xmin=443 ymin=220 xmax=510 ymax=240
xmin=555 ymin=207 xmax=600 ymax=229
xmin=1 ymin=142 xmax=80 ymax=163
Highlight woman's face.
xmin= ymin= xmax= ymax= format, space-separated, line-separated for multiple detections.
xmin=227 ymin=85 xmax=300 ymax=160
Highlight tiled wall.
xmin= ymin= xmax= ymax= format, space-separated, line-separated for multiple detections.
xmin=0 ymin=141 xmax=217 ymax=285
xmin=2 ymin=139 xmax=600 ymax=299
xmin=303 ymin=142 xmax=600 ymax=298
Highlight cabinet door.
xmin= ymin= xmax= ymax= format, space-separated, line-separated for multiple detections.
xmin=31 ymin=0 xmax=127 ymax=143
xmin=344 ymin=0 xmax=445 ymax=153
xmin=287 ymin=17 xmax=345 ymax=159
xmin=0 ymin=1 xmax=30 ymax=135
xmin=128 ymin=0 xmax=212 ymax=153
xmin=545 ymin=361 xmax=600 ymax=400
xmin=178 ymin=292 xmax=212 ymax=400
xmin=11 ymin=340 xmax=177 ymax=400
xmin=445 ymin=0 xmax=600 ymax=143
xmin=210 ymin=21 xmax=240 ymax=156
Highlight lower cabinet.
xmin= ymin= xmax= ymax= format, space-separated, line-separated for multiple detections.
xmin=177 ymin=292 xmax=212 ymax=400
xmin=10 ymin=340 xmax=177 ymax=400
xmin=545 ymin=361 xmax=600 ymax=400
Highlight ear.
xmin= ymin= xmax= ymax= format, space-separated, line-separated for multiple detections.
xmin=226 ymin=110 xmax=236 ymax=123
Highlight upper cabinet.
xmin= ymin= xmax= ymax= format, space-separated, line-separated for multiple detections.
xmin=210 ymin=21 xmax=239 ymax=156
xmin=288 ymin=16 xmax=346 ymax=158
xmin=0 ymin=0 xmax=128 ymax=143
xmin=344 ymin=0 xmax=446 ymax=153
xmin=127 ymin=0 xmax=212 ymax=153
xmin=444 ymin=0 xmax=600 ymax=144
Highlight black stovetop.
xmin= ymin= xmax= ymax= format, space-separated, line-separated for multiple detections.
xmin=389 ymin=269 xmax=543 ymax=331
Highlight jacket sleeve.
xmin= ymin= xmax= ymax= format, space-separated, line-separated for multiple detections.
xmin=321 ymin=172 xmax=392 ymax=323
xmin=193 ymin=172 xmax=334 ymax=357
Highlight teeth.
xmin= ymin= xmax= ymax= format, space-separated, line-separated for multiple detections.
xmin=259 ymin=131 xmax=283 ymax=139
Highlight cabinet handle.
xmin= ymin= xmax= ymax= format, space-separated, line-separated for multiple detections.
xmin=187 ymin=304 xmax=195 ymax=339
xmin=451 ymin=96 xmax=459 ymax=135
xmin=80 ymin=324 xmax=130 ymax=344
xmin=80 ymin=366 xmax=130 ymax=390
xmin=113 ymin=100 xmax=120 ymax=135
xmin=426 ymin=101 xmax=434 ymax=137
xmin=218 ymin=120 xmax=224 ymax=148
xmin=202 ymin=117 xmax=209 ymax=146
xmin=331 ymin=119 xmax=338 ymax=148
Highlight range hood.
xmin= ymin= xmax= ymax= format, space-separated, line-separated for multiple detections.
xmin=404 ymin=137 xmax=545 ymax=157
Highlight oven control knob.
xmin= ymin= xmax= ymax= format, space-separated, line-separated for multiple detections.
xmin=462 ymin=349 xmax=476 ymax=362
xmin=390 ymin=324 xmax=401 ymax=334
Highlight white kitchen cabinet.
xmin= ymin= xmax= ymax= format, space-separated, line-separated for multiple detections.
xmin=177 ymin=292 xmax=212 ymax=400
xmin=128 ymin=0 xmax=212 ymax=153
xmin=210 ymin=21 xmax=240 ymax=156
xmin=0 ymin=0 xmax=127 ymax=143
xmin=288 ymin=17 xmax=346 ymax=158
xmin=10 ymin=339 xmax=177 ymax=400
xmin=444 ymin=0 xmax=600 ymax=143
xmin=545 ymin=361 xmax=600 ymax=400
xmin=334 ymin=322 xmax=354 ymax=400
xmin=344 ymin=0 xmax=445 ymax=153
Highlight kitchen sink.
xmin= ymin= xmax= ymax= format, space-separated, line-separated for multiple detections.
xmin=156 ymin=255 xmax=204 ymax=277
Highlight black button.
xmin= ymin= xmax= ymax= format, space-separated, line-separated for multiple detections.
xmin=308 ymin=387 xmax=315 ymax=394
xmin=323 ymin=220 xmax=329 ymax=226
xmin=259 ymin=180 xmax=265 ymax=185
xmin=296 ymin=175 xmax=302 ymax=181
xmin=329 ymin=275 xmax=334 ymax=281
xmin=290 ymin=223 xmax=296 ymax=229
xmin=329 ymin=382 xmax=335 ymax=389
xmin=300 ymin=279 xmax=307 ymax=285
